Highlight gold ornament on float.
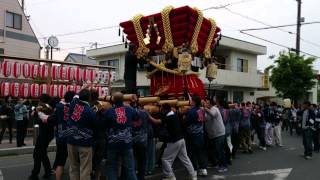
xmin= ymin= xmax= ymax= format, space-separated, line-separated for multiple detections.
xmin=161 ymin=6 xmax=174 ymax=53
xmin=190 ymin=8 xmax=203 ymax=54
xmin=206 ymin=63 xmax=218 ymax=81
xmin=131 ymin=14 xmax=150 ymax=58
xmin=178 ymin=53 xmax=192 ymax=73
xmin=204 ymin=18 xmax=217 ymax=59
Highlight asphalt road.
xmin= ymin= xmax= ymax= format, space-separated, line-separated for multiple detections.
xmin=0 ymin=132 xmax=319 ymax=180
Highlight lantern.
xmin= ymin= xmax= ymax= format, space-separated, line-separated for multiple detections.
xmin=52 ymin=65 xmax=59 ymax=80
xmin=2 ymin=61 xmax=12 ymax=77
xmin=178 ymin=53 xmax=192 ymax=73
xmin=20 ymin=83 xmax=30 ymax=98
xmin=88 ymin=69 xmax=96 ymax=82
xmin=102 ymin=87 xmax=109 ymax=96
xmin=66 ymin=85 xmax=74 ymax=92
xmin=95 ymin=71 xmax=102 ymax=83
xmin=74 ymin=67 xmax=82 ymax=82
xmin=66 ymin=67 xmax=75 ymax=81
xmin=12 ymin=62 xmax=21 ymax=78
xmin=58 ymin=85 xmax=67 ymax=98
xmin=74 ymin=85 xmax=82 ymax=94
xmin=22 ymin=63 xmax=30 ymax=78
xmin=50 ymin=84 xmax=58 ymax=97
xmin=206 ymin=63 xmax=218 ymax=82
xmin=31 ymin=64 xmax=39 ymax=79
xmin=82 ymin=69 xmax=90 ymax=81
xmin=40 ymin=84 xmax=49 ymax=95
xmin=40 ymin=64 xmax=49 ymax=79
xmin=59 ymin=66 xmax=67 ymax=80
xmin=1 ymin=82 xmax=10 ymax=97
xmin=110 ymin=71 xmax=117 ymax=82
xmin=30 ymin=84 xmax=40 ymax=98
xmin=10 ymin=83 xmax=20 ymax=97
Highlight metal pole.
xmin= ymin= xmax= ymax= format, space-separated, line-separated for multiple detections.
xmin=50 ymin=47 xmax=53 ymax=60
xmin=296 ymin=0 xmax=302 ymax=55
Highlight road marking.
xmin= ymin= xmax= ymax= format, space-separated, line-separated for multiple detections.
xmin=0 ymin=169 xmax=4 ymax=180
xmin=212 ymin=168 xmax=292 ymax=180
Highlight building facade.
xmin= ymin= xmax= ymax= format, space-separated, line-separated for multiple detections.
xmin=0 ymin=0 xmax=41 ymax=59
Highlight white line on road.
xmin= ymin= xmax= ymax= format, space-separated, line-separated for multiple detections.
xmin=0 ymin=169 xmax=4 ymax=180
xmin=212 ymin=168 xmax=293 ymax=180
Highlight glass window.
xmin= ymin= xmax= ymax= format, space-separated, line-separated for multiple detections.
xmin=233 ymin=91 xmax=243 ymax=103
xmin=0 ymin=49 xmax=4 ymax=62
xmin=99 ymin=59 xmax=119 ymax=77
xmin=237 ymin=58 xmax=248 ymax=72
xmin=6 ymin=11 xmax=22 ymax=30
xmin=6 ymin=12 xmax=14 ymax=28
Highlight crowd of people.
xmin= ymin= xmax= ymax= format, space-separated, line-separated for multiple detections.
xmin=1 ymin=89 xmax=320 ymax=180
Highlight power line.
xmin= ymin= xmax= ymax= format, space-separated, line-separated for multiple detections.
xmin=223 ymin=7 xmax=320 ymax=49
xmin=202 ymin=0 xmax=257 ymax=11
xmin=240 ymin=21 xmax=320 ymax=32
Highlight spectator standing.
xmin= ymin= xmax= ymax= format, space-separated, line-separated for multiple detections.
xmin=253 ymin=105 xmax=267 ymax=150
xmin=204 ymin=98 xmax=227 ymax=173
xmin=184 ymin=95 xmax=208 ymax=176
xmin=14 ymin=98 xmax=28 ymax=147
xmin=67 ymin=89 xmax=96 ymax=180
xmin=229 ymin=104 xmax=241 ymax=159
xmin=301 ymin=101 xmax=316 ymax=160
xmin=312 ymin=104 xmax=320 ymax=152
xmin=219 ymin=102 xmax=233 ymax=165
xmin=263 ymin=104 xmax=273 ymax=146
xmin=103 ymin=92 xmax=138 ymax=180
xmin=0 ymin=97 xmax=14 ymax=144
xmin=270 ymin=103 xmax=283 ymax=146
xmin=239 ymin=102 xmax=252 ymax=153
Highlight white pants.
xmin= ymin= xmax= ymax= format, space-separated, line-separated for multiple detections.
xmin=265 ymin=122 xmax=273 ymax=146
xmin=226 ymin=135 xmax=233 ymax=153
xmin=273 ymin=124 xmax=283 ymax=146
xmin=162 ymin=139 xmax=196 ymax=178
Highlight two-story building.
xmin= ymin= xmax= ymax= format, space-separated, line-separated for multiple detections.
xmin=87 ymin=36 xmax=269 ymax=103
xmin=0 ymin=0 xmax=41 ymax=59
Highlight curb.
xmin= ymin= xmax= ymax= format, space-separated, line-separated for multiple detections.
xmin=0 ymin=145 xmax=56 ymax=157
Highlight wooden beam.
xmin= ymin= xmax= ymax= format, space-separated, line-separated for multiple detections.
xmin=0 ymin=54 xmax=115 ymax=69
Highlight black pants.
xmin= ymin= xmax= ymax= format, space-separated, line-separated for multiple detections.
xmin=312 ymin=129 xmax=320 ymax=152
xmin=231 ymin=133 xmax=240 ymax=158
xmin=53 ymin=141 xmax=68 ymax=169
xmin=16 ymin=120 xmax=25 ymax=147
xmin=187 ymin=140 xmax=207 ymax=170
xmin=208 ymin=136 xmax=226 ymax=167
xmin=0 ymin=118 xmax=13 ymax=143
xmin=133 ymin=143 xmax=147 ymax=180
xmin=257 ymin=127 xmax=266 ymax=147
xmin=31 ymin=134 xmax=54 ymax=176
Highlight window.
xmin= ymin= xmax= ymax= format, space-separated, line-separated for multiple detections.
xmin=0 ymin=49 xmax=4 ymax=62
xmin=99 ymin=59 xmax=119 ymax=76
xmin=6 ymin=11 xmax=22 ymax=30
xmin=233 ymin=91 xmax=243 ymax=103
xmin=237 ymin=58 xmax=248 ymax=72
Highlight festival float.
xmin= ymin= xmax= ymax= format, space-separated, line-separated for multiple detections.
xmin=107 ymin=5 xmax=221 ymax=109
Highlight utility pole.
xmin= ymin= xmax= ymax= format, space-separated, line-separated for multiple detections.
xmin=296 ymin=0 xmax=302 ymax=56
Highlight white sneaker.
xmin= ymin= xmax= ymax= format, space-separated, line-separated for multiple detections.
xmin=198 ymin=169 xmax=208 ymax=176
xmin=162 ymin=176 xmax=176 ymax=180
xmin=190 ymin=176 xmax=197 ymax=180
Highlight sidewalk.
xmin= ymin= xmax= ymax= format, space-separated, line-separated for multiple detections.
xmin=0 ymin=136 xmax=56 ymax=156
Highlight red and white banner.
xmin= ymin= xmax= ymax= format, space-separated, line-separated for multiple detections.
xmin=52 ymin=66 xmax=59 ymax=80
xmin=2 ymin=61 xmax=11 ymax=77
xmin=58 ymin=84 xmax=67 ymax=98
xmin=31 ymin=64 xmax=39 ymax=79
xmin=20 ymin=83 xmax=30 ymax=98
xmin=12 ymin=62 xmax=21 ymax=78
xmin=75 ymin=67 xmax=82 ymax=82
xmin=40 ymin=84 xmax=49 ymax=95
xmin=22 ymin=63 xmax=30 ymax=78
xmin=50 ymin=84 xmax=58 ymax=97
xmin=1 ymin=82 xmax=10 ymax=97
xmin=66 ymin=67 xmax=74 ymax=81
xmin=59 ymin=66 xmax=67 ymax=80
xmin=30 ymin=83 xmax=40 ymax=98
xmin=40 ymin=64 xmax=49 ymax=79
xmin=10 ymin=82 xmax=20 ymax=97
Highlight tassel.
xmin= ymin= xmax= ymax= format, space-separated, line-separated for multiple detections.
xmin=118 ymin=27 xmax=121 ymax=36
xmin=125 ymin=39 xmax=128 ymax=48
xmin=122 ymin=35 xmax=125 ymax=42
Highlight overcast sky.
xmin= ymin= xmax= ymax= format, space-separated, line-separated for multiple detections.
xmin=23 ymin=0 xmax=320 ymax=71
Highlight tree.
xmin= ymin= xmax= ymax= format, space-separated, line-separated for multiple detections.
xmin=270 ymin=51 xmax=316 ymax=103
